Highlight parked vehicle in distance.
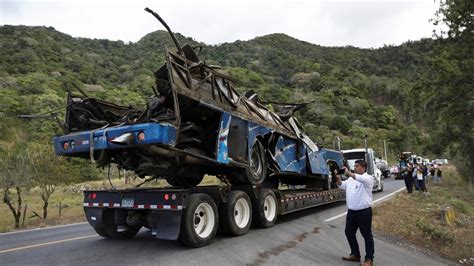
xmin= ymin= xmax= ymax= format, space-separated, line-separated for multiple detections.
xmin=435 ymin=159 xmax=449 ymax=165
xmin=375 ymin=157 xmax=390 ymax=179
xmin=423 ymin=158 xmax=430 ymax=166
xmin=390 ymin=165 xmax=399 ymax=178
xmin=341 ymin=148 xmax=383 ymax=192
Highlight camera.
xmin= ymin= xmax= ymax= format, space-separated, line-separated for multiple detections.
xmin=337 ymin=168 xmax=345 ymax=175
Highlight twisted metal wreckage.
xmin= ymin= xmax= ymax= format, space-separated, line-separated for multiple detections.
xmin=53 ymin=8 xmax=345 ymax=188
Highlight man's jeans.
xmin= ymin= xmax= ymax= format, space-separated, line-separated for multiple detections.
xmin=345 ymin=207 xmax=374 ymax=261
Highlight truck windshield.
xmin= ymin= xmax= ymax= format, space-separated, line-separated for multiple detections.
xmin=343 ymin=152 xmax=366 ymax=160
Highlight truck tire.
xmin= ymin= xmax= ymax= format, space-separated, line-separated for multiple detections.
xmin=93 ymin=226 xmax=110 ymax=238
xmin=220 ymin=190 xmax=252 ymax=236
xmin=102 ymin=209 xmax=141 ymax=240
xmin=245 ymin=140 xmax=267 ymax=184
xmin=179 ymin=193 xmax=218 ymax=247
xmin=252 ymin=189 xmax=277 ymax=228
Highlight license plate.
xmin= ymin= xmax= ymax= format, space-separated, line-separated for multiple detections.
xmin=121 ymin=198 xmax=134 ymax=208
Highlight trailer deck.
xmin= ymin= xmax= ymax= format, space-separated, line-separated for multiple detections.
xmin=82 ymin=185 xmax=345 ymax=247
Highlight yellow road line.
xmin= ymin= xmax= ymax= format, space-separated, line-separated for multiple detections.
xmin=0 ymin=234 xmax=97 ymax=254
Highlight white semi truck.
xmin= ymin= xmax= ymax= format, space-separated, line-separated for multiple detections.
xmin=341 ymin=148 xmax=384 ymax=192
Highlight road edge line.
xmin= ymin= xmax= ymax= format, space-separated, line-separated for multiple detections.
xmin=0 ymin=234 xmax=97 ymax=254
xmin=0 ymin=222 xmax=88 ymax=236
xmin=324 ymin=187 xmax=406 ymax=222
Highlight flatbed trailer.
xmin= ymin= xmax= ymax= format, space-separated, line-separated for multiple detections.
xmin=83 ymin=185 xmax=345 ymax=247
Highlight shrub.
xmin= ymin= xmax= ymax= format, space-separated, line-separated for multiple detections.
xmin=415 ymin=219 xmax=453 ymax=242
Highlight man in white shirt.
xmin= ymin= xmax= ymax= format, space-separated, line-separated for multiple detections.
xmin=335 ymin=159 xmax=374 ymax=266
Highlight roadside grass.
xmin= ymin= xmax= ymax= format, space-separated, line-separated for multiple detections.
xmin=0 ymin=175 xmax=222 ymax=233
xmin=0 ymin=187 xmax=85 ymax=233
xmin=373 ymin=165 xmax=474 ymax=263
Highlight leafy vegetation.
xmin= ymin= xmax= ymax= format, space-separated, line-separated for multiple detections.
xmin=428 ymin=0 xmax=473 ymax=182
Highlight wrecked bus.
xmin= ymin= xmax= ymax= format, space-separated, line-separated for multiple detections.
xmin=53 ymin=8 xmax=344 ymax=190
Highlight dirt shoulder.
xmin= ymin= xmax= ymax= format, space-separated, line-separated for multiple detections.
xmin=373 ymin=165 xmax=474 ymax=264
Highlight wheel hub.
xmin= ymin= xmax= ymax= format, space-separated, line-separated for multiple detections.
xmin=263 ymin=195 xmax=276 ymax=221
xmin=193 ymin=203 xmax=215 ymax=238
xmin=233 ymin=198 xmax=251 ymax=228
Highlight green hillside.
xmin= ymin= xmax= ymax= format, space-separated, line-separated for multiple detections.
xmin=0 ymin=25 xmax=434 ymax=152
xmin=0 ymin=10 xmax=472 ymax=180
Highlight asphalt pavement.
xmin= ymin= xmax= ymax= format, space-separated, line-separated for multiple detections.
xmin=0 ymin=178 xmax=452 ymax=265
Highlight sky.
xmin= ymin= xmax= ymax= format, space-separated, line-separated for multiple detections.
xmin=1 ymin=0 xmax=440 ymax=48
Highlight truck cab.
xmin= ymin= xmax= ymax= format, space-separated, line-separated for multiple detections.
xmin=341 ymin=148 xmax=384 ymax=192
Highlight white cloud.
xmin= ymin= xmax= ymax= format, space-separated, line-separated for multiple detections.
xmin=0 ymin=0 xmax=439 ymax=48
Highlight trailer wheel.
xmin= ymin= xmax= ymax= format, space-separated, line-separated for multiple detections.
xmin=252 ymin=189 xmax=277 ymax=228
xmin=220 ymin=190 xmax=252 ymax=236
xmin=101 ymin=209 xmax=141 ymax=240
xmin=245 ymin=140 xmax=267 ymax=184
xmin=179 ymin=193 xmax=218 ymax=247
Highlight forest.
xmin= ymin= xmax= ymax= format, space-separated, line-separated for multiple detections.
xmin=0 ymin=1 xmax=472 ymax=226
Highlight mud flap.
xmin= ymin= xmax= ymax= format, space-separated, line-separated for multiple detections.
xmin=84 ymin=208 xmax=105 ymax=229
xmin=150 ymin=210 xmax=182 ymax=240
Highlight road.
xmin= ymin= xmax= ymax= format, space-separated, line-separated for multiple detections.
xmin=0 ymin=178 xmax=450 ymax=265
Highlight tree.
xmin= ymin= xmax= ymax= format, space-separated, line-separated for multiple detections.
xmin=0 ymin=144 xmax=31 ymax=229
xmin=27 ymin=141 xmax=77 ymax=219
xmin=431 ymin=0 xmax=474 ymax=182
xmin=330 ymin=115 xmax=352 ymax=134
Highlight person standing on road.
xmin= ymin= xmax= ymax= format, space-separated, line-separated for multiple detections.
xmin=416 ymin=164 xmax=428 ymax=193
xmin=402 ymin=163 xmax=414 ymax=193
xmin=335 ymin=159 xmax=375 ymax=266
xmin=412 ymin=164 xmax=420 ymax=191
